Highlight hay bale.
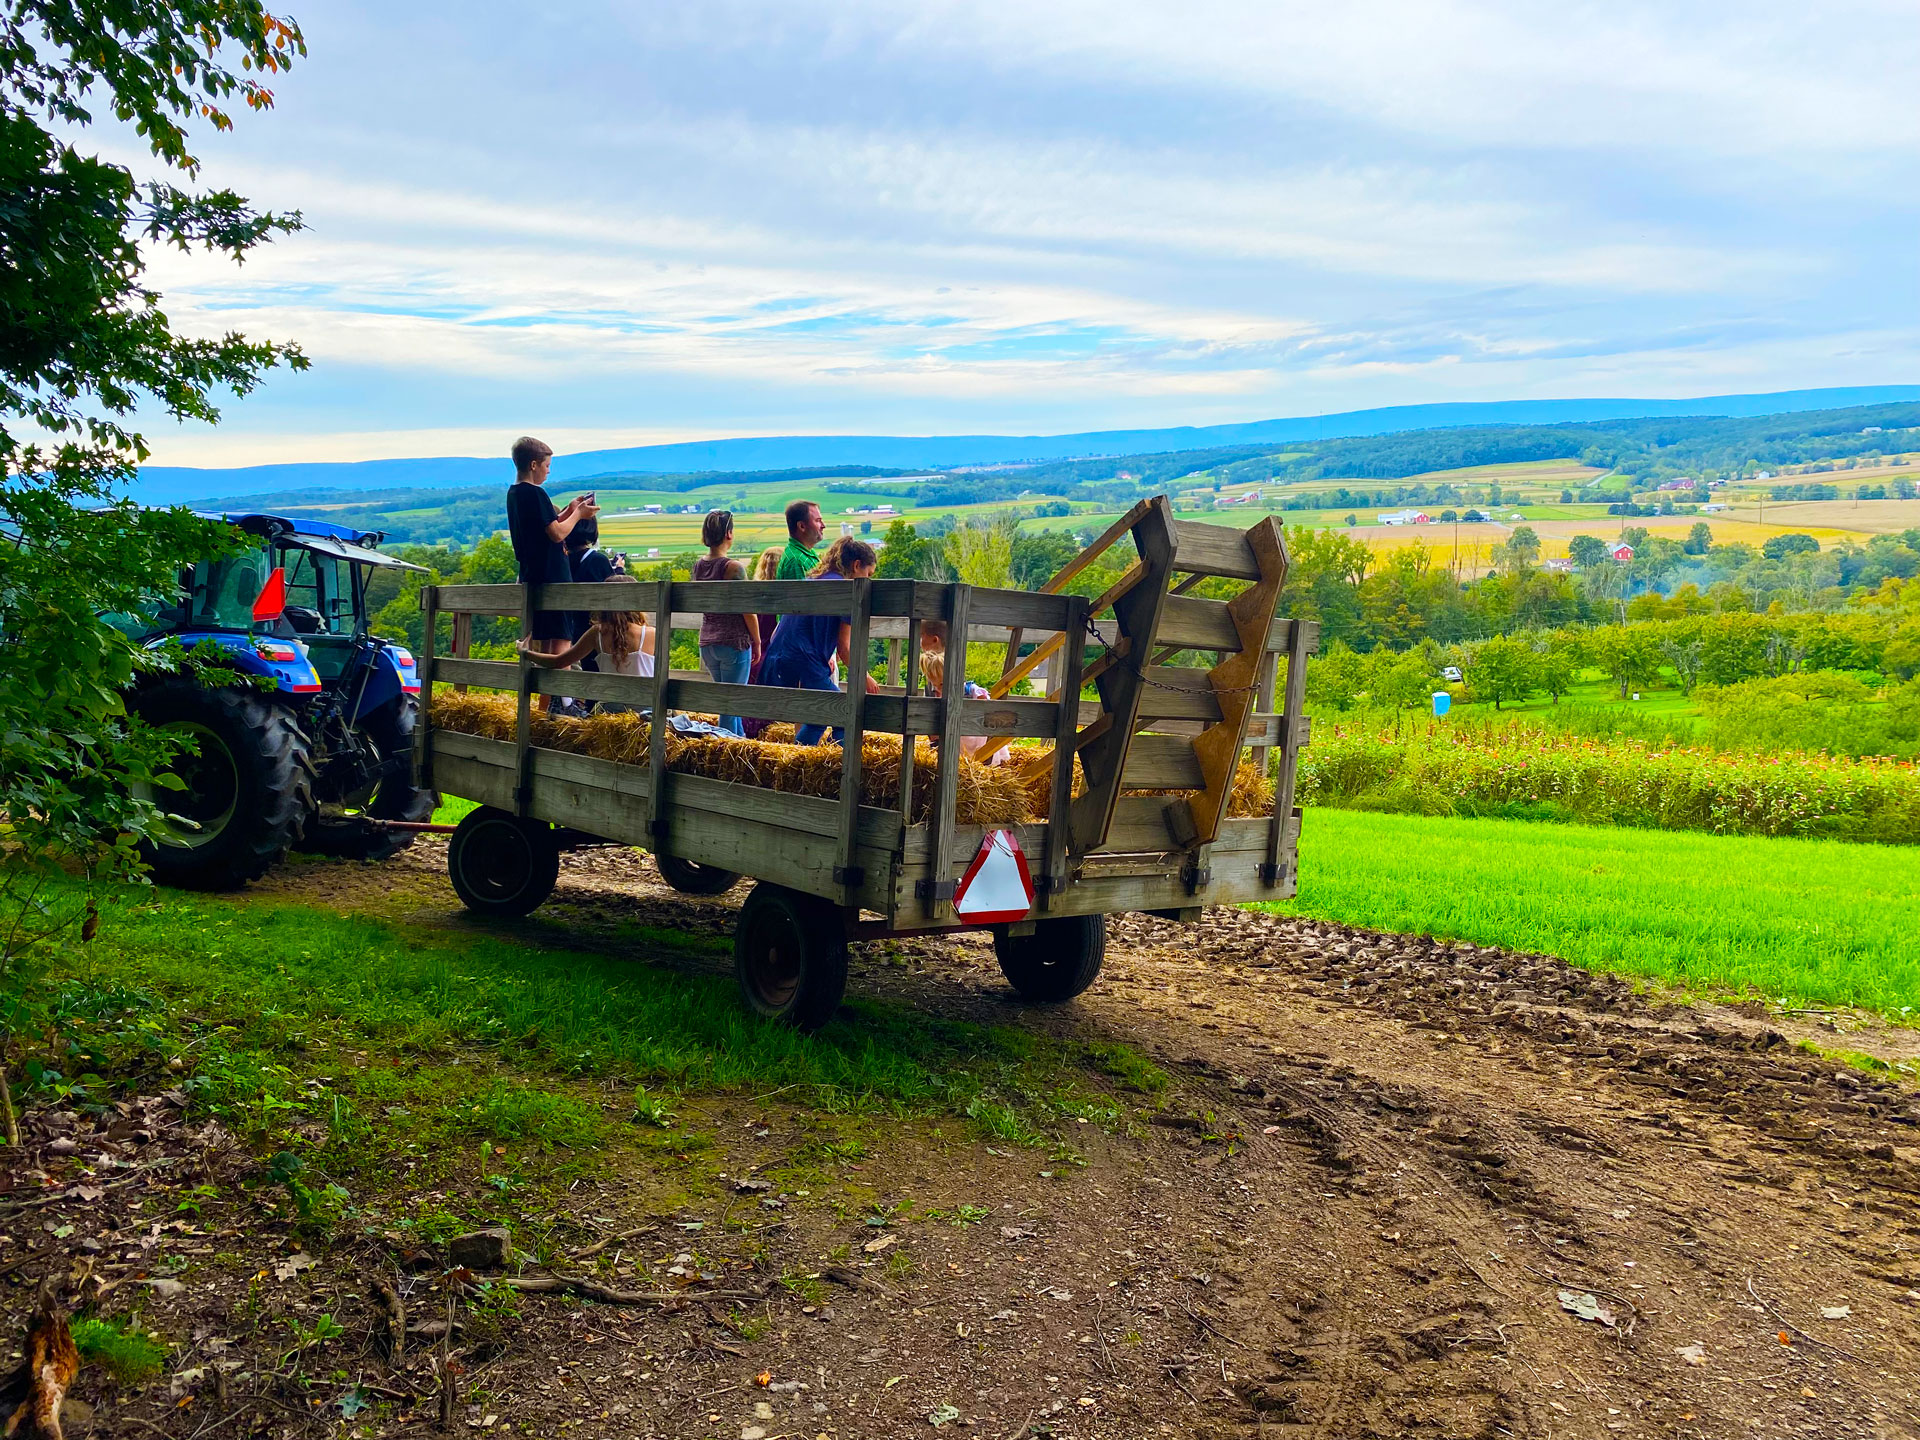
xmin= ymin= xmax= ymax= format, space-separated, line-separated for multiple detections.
xmin=1020 ymin=744 xmax=1273 ymax=819
xmin=426 ymin=693 xmax=1031 ymax=826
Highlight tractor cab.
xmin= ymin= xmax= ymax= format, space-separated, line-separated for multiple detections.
xmin=124 ymin=512 xmax=437 ymax=889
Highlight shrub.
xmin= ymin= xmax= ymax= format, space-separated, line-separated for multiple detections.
xmin=1299 ymin=720 xmax=1920 ymax=843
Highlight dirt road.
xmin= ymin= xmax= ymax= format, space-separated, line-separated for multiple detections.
xmin=34 ymin=844 xmax=1919 ymax=1440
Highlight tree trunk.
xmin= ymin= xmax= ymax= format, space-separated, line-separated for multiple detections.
xmin=0 ymin=1048 xmax=17 ymax=1148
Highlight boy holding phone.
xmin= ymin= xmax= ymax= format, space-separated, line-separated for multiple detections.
xmin=505 ymin=437 xmax=599 ymax=698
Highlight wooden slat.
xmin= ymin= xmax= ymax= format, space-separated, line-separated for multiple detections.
xmin=837 ymin=577 xmax=872 ymax=903
xmin=431 ymin=656 xmax=516 ymax=690
xmin=1263 ymin=616 xmax=1321 ymax=656
xmin=1133 ymin=666 xmax=1222 ymax=722
xmin=1175 ymin=516 xmax=1288 ymax=848
xmin=1155 ymin=594 xmax=1242 ymax=652
xmin=1040 ymin=594 xmax=1087 ymax=909
xmin=1248 ymin=644 xmax=1280 ymax=775
xmin=1169 ymin=519 xmax=1262 ymax=580
xmin=897 ymin=598 xmax=923 ymax=836
xmin=926 ymin=585 xmax=970 ymax=918
xmin=514 ymin=586 xmax=535 ymax=817
xmin=416 ymin=586 xmax=439 ymax=788
xmin=1070 ymin=498 xmax=1176 ymax=853
xmin=645 ymin=578 xmax=671 ymax=844
xmin=1265 ymin=604 xmax=1314 ymax=886
xmin=952 ymin=695 xmax=1062 ymax=740
xmin=1031 ymin=500 xmax=1151 ymax=598
xmin=967 ymin=589 xmax=1076 ymax=632
xmin=1119 ymin=734 xmax=1206 ymax=791
xmin=987 ymin=562 xmax=1146 ymax=701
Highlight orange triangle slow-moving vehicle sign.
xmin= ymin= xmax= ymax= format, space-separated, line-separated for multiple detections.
xmin=952 ymin=829 xmax=1036 ymax=925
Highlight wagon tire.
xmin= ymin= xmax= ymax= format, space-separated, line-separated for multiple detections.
xmin=733 ymin=883 xmax=847 ymax=1031
xmin=655 ymin=853 xmax=742 ymax=896
xmin=447 ymin=806 xmax=559 ymax=917
xmin=994 ymin=914 xmax=1105 ymax=1002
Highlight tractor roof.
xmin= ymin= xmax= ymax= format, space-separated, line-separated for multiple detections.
xmin=208 ymin=513 xmax=427 ymax=571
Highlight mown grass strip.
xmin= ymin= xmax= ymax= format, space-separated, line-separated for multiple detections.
xmin=1250 ymin=809 xmax=1920 ymax=1017
xmin=45 ymin=883 xmax=1154 ymax=1132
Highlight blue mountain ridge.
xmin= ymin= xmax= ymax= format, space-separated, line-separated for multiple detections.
xmin=129 ymin=384 xmax=1920 ymax=505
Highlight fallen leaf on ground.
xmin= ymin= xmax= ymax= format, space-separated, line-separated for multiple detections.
xmin=1820 ymin=1305 xmax=1851 ymax=1320
xmin=274 ymin=1253 xmax=316 ymax=1281
xmin=1675 ymin=1343 xmax=1706 ymax=1365
xmin=928 ymin=1403 xmax=961 ymax=1427
xmin=1558 ymin=1290 xmax=1616 ymax=1327
xmin=862 ymin=1234 xmax=897 ymax=1254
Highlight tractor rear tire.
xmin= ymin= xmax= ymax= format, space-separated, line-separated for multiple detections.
xmin=994 ymin=914 xmax=1105 ymax=1002
xmin=447 ymin=807 xmax=559 ymax=917
xmin=733 ymin=884 xmax=847 ymax=1031
xmin=655 ymin=853 xmax=741 ymax=896
xmin=131 ymin=681 xmax=314 ymax=891
xmin=299 ymin=695 xmax=436 ymax=862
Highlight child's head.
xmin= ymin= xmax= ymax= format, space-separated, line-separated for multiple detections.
xmin=702 ymin=510 xmax=734 ymax=549
xmin=921 ymin=651 xmax=946 ymax=696
xmin=920 ymin=618 xmax=948 ymax=652
xmin=752 ymin=546 xmax=782 ymax=581
xmin=512 ymin=435 xmax=553 ymax=482
xmin=566 ymin=516 xmax=600 ymax=553
xmin=812 ymin=537 xmax=877 ymax=579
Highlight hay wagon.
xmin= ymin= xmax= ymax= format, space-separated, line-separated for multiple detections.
xmin=413 ymin=496 xmax=1316 ymax=1028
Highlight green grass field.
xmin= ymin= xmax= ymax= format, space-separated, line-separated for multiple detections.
xmin=1253 ymin=809 xmax=1920 ymax=1017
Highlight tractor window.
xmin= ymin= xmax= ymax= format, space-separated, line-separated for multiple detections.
xmin=187 ymin=549 xmax=272 ymax=631
xmin=274 ymin=548 xmax=355 ymax=634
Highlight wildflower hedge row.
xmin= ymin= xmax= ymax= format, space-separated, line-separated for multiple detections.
xmin=1298 ymin=721 xmax=1920 ymax=844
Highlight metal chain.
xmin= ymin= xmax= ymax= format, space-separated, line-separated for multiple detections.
xmin=1078 ymin=611 xmax=1263 ymax=696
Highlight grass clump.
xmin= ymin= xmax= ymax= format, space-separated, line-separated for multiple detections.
xmin=71 ymin=1318 xmax=168 ymax=1382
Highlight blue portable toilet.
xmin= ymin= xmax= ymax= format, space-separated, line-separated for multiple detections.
xmin=1432 ymin=691 xmax=1452 ymax=718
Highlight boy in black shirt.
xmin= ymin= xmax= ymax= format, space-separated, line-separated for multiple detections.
xmin=505 ymin=436 xmax=598 ymax=686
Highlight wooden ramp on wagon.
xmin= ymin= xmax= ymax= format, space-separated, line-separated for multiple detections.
xmin=414 ymin=494 xmax=1317 ymax=1027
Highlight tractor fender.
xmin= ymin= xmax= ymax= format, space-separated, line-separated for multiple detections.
xmin=152 ymin=631 xmax=321 ymax=696
xmin=352 ymin=641 xmax=419 ymax=720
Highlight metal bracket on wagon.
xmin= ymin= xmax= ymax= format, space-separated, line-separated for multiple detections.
xmin=833 ymin=865 xmax=864 ymax=887
xmin=915 ymin=878 xmax=956 ymax=901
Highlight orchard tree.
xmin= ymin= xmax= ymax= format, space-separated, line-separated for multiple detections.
xmin=0 ymin=0 xmax=308 ymax=1141
xmin=1566 ymin=534 xmax=1610 ymax=570
xmin=1464 ymin=636 xmax=1537 ymax=710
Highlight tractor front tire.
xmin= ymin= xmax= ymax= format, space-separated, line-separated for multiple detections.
xmin=131 ymin=681 xmax=314 ymax=891
xmin=299 ymin=695 xmax=436 ymax=862
xmin=447 ymin=807 xmax=560 ymax=917
xmin=733 ymin=884 xmax=847 ymax=1031
xmin=655 ymin=853 xmax=741 ymax=896
xmin=993 ymin=914 xmax=1106 ymax=1002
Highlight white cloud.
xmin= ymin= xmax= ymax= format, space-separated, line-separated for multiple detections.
xmin=111 ymin=0 xmax=1920 ymax=461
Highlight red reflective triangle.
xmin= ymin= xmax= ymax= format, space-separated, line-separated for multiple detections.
xmin=252 ymin=566 xmax=288 ymax=622
xmin=953 ymin=829 xmax=1035 ymax=925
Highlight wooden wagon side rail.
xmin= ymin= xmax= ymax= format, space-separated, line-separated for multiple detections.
xmin=415 ymin=530 xmax=1316 ymax=922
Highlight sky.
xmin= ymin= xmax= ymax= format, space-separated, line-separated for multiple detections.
xmin=128 ymin=1 xmax=1920 ymax=466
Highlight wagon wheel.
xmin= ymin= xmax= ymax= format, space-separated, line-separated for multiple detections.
xmin=447 ymin=807 xmax=560 ymax=917
xmin=655 ymin=853 xmax=742 ymax=896
xmin=993 ymin=914 xmax=1106 ymax=1002
xmin=733 ymin=883 xmax=848 ymax=1031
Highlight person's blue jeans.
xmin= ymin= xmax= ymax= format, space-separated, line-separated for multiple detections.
xmin=760 ymin=651 xmax=843 ymax=746
xmin=700 ymin=643 xmax=753 ymax=736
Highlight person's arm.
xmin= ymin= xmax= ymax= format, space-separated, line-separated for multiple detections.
xmin=519 ymin=632 xmax=596 ymax=668
xmin=727 ymin=559 xmax=762 ymax=653
xmin=836 ymin=621 xmax=882 ymax=694
xmin=544 ymin=494 xmax=599 ymax=544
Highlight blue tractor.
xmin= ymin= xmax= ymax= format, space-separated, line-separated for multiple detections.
xmin=109 ymin=514 xmax=434 ymax=889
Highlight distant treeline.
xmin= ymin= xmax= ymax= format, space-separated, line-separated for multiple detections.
xmin=204 ymin=400 xmax=1920 ymax=552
